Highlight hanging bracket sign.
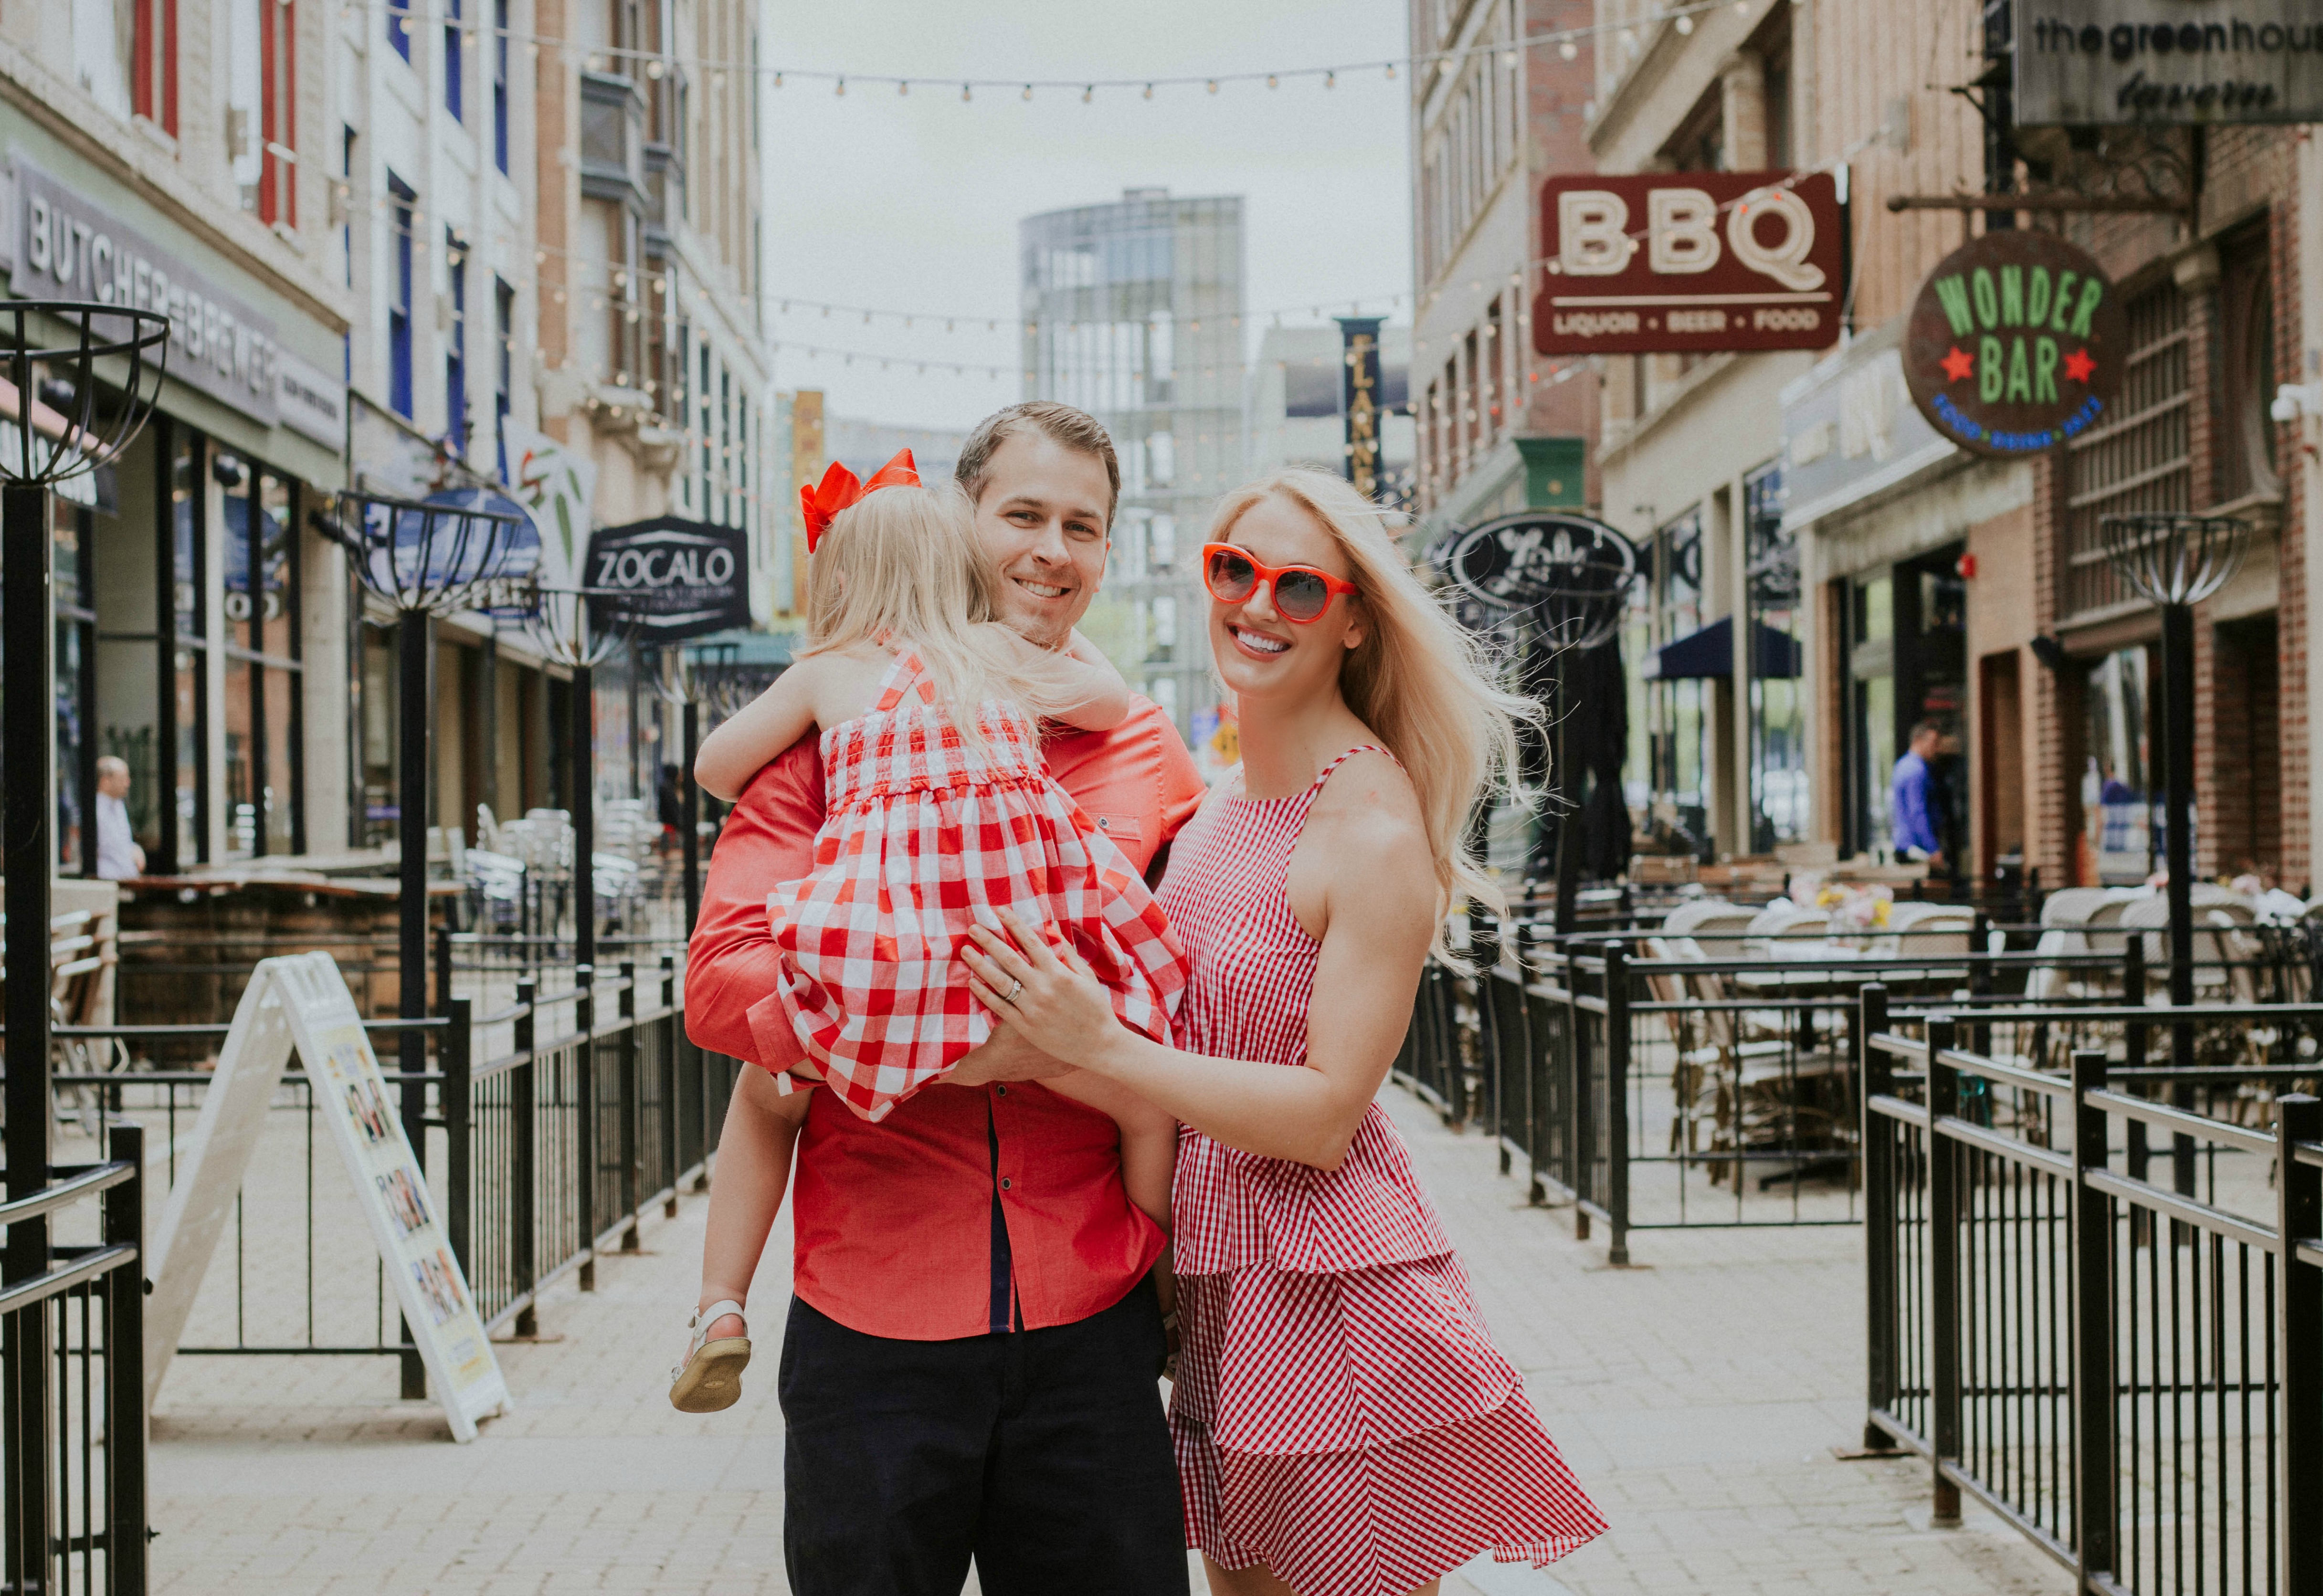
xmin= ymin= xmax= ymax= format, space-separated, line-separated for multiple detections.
xmin=1902 ymin=229 xmax=2126 ymax=459
xmin=1444 ymin=511 xmax=1637 ymax=628
xmin=584 ymin=517 xmax=753 ymax=642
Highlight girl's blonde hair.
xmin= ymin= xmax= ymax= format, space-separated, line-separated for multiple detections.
xmin=802 ymin=481 xmax=1081 ymax=723
xmin=1208 ymin=469 xmax=1540 ymax=959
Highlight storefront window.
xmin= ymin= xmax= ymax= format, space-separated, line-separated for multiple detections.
xmin=95 ymin=427 xmax=164 ymax=870
xmin=2080 ymin=646 xmax=2155 ymax=885
xmin=1849 ymin=574 xmax=1895 ymax=855
xmin=1647 ymin=509 xmax=1709 ymax=854
xmin=170 ymin=430 xmax=208 ymax=869
xmin=222 ymin=460 xmax=303 ymax=857
xmin=54 ymin=501 xmax=97 ymax=873
xmin=359 ymin=618 xmax=398 ymax=848
xmin=1744 ymin=463 xmax=1805 ymax=850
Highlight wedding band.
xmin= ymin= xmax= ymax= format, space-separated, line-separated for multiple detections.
xmin=1005 ymin=978 xmax=1024 ymax=1004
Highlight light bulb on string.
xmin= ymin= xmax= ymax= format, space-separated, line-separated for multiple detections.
xmin=898 ymin=79 xmax=908 ymax=94
xmin=961 ymin=83 xmax=972 ymax=101
xmin=1022 ymin=84 xmax=1033 ymax=100
xmin=1142 ymin=84 xmax=1153 ymax=98
xmin=772 ymin=72 xmax=782 ymax=87
xmin=1385 ymin=62 xmax=1396 ymax=79
xmin=835 ymin=77 xmax=845 ymax=95
xmin=1325 ymin=71 xmax=1336 ymax=88
xmin=1675 ymin=14 xmax=1694 ymax=33
xmin=1082 ymin=85 xmax=1092 ymax=103
xmin=1206 ymin=80 xmax=1218 ymax=93
xmin=1266 ymin=74 xmax=1278 ymax=88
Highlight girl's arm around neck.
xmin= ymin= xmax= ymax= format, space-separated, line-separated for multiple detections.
xmin=695 ymin=660 xmax=824 ymax=801
xmin=998 ymin=625 xmax=1132 ymax=732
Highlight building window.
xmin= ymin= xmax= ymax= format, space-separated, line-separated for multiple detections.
xmin=2063 ymin=282 xmax=2189 ymax=620
xmin=1744 ymin=462 xmax=1804 ymax=849
xmin=2217 ymin=223 xmax=2281 ymax=504
xmin=493 ymin=0 xmax=510 ymax=172
xmin=388 ymin=176 xmax=416 ymax=419
xmin=697 ymin=343 xmax=713 ymax=511
xmin=496 ymin=275 xmax=515 ymax=482
xmin=444 ymin=0 xmax=463 ymax=120
xmin=132 ymin=0 xmax=180 ymax=135
xmin=737 ymin=393 xmax=750 ymax=535
xmin=447 ymin=231 xmax=469 ymax=455
xmin=169 ymin=429 xmax=210 ymax=869
xmin=53 ymin=497 xmax=98 ymax=873
xmin=388 ymin=0 xmax=411 ymax=62
xmin=222 ymin=462 xmax=304 ymax=858
xmin=719 ymin=363 xmax=733 ymax=525
xmin=258 ymin=0 xmax=295 ymax=226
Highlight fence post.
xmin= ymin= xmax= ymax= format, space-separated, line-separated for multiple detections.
xmin=434 ymin=924 xmax=454 ymax=1016
xmin=2070 ymin=1048 xmax=2116 ymax=1593
xmin=1969 ymin=915 xmax=1992 ymax=1060
xmin=1603 ymin=941 xmax=1631 ymax=1267
xmin=2278 ymin=1093 xmax=2321 ymax=1596
xmin=1860 ymin=983 xmax=1895 ymax=1452
xmin=444 ymin=998 xmax=473 ymax=1279
xmin=105 ymin=1123 xmax=148 ymax=1595
xmin=618 ymin=961 xmax=641 ymax=1253
xmin=1568 ymin=943 xmax=1593 ymax=1245
xmin=577 ymin=966 xmax=598 ymax=1292
xmin=661 ymin=954 xmax=682 ymax=1219
xmin=1927 ymin=1012 xmax=1963 ymax=1528
xmin=512 ymin=977 xmax=539 ymax=1339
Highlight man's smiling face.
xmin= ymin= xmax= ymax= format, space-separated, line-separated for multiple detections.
xmin=968 ymin=430 xmax=1113 ymax=649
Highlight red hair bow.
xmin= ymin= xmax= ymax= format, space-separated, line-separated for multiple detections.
xmin=800 ymin=448 xmax=920 ymax=552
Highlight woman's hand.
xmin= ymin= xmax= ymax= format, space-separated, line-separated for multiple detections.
xmin=962 ymin=913 xmax=1125 ymax=1068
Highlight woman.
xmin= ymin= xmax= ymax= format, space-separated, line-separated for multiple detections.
xmin=962 ymin=470 xmax=1605 ymax=1596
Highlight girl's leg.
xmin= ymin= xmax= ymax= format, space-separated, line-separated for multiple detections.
xmin=695 ymin=1064 xmax=809 ymax=1341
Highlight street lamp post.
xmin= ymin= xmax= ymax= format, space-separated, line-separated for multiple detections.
xmin=652 ymin=646 xmax=704 ymax=937
xmin=2097 ymin=511 xmax=2250 ymax=1070
xmin=525 ymin=588 xmax=631 ymax=984
xmin=335 ymin=489 xmax=535 ymax=1078
xmin=0 ymin=298 xmax=167 ymax=1574
xmin=1527 ymin=528 xmax=1639 ymax=938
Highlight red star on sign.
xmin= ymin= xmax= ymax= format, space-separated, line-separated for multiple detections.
xmin=2062 ymin=347 xmax=2097 ymax=384
xmin=1940 ymin=345 xmax=1976 ymax=383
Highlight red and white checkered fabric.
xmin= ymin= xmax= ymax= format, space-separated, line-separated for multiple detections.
xmin=1156 ymin=747 xmax=1605 ymax=1596
xmin=765 ymin=647 xmax=1186 ymax=1122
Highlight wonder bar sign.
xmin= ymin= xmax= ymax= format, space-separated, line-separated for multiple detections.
xmin=1902 ymin=230 xmax=2126 ymax=459
xmin=1534 ymin=171 xmax=1843 ymax=356
xmin=2015 ymin=2 xmax=2323 ymax=124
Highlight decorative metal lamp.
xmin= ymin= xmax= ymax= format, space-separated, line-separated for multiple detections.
xmin=0 ymin=301 xmax=166 ymax=1535
xmin=2097 ymin=511 xmax=2251 ymax=1047
xmin=336 ymin=488 xmax=535 ymax=1075
xmin=524 ymin=587 xmax=634 ymax=986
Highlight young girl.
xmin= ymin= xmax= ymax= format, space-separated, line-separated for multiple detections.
xmin=668 ymin=450 xmax=1185 ymax=1414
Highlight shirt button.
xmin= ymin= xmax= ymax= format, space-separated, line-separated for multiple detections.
xmin=999 ymin=1177 xmax=1014 ymax=1190
xmin=996 ymin=1085 xmax=1008 ymax=1096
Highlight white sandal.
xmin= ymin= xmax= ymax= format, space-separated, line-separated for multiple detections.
xmin=669 ymin=1300 xmax=751 ymax=1413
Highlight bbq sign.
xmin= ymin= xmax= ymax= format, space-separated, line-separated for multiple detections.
xmin=1533 ymin=171 xmax=1844 ymax=356
xmin=1902 ymin=231 xmax=2126 ymax=459
xmin=583 ymin=517 xmax=752 ymax=641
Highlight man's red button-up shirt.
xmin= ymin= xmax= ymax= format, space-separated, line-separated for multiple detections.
xmin=685 ymin=701 xmax=1208 ymax=1342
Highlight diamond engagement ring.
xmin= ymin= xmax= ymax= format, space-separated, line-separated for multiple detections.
xmin=1004 ymin=978 xmax=1024 ymax=1004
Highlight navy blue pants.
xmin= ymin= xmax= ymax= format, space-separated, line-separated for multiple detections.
xmin=778 ymin=1285 xmax=1187 ymax=1596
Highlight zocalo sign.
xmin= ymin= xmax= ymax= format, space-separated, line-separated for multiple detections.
xmin=2015 ymin=1 xmax=2323 ymax=124
xmin=1534 ymin=171 xmax=1844 ymax=356
xmin=1902 ymin=229 xmax=2127 ymax=459
xmin=584 ymin=517 xmax=752 ymax=642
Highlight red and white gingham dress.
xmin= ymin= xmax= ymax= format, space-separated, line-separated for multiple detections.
xmin=1158 ymin=747 xmax=1606 ymax=1596
xmin=766 ymin=646 xmax=1186 ymax=1121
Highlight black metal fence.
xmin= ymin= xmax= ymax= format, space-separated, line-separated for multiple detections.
xmin=0 ymin=1125 xmax=148 ymax=1595
xmin=54 ymin=956 xmax=742 ymax=1383
xmin=1860 ymin=991 xmax=2322 ymax=1596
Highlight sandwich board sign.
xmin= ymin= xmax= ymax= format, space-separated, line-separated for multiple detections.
xmin=145 ymin=953 xmax=508 ymax=1440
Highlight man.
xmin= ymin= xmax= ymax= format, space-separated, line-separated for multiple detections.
xmin=1890 ymin=719 xmax=1945 ymax=871
xmin=685 ymin=401 xmax=1207 ymax=1595
xmin=93 ymin=756 xmax=145 ymax=880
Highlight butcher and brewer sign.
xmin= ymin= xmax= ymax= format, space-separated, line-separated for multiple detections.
xmin=1901 ymin=230 xmax=2126 ymax=459
xmin=1533 ymin=171 xmax=1844 ymax=357
xmin=584 ymin=517 xmax=752 ymax=642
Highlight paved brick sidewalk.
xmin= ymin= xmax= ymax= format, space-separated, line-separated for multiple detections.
xmin=147 ymin=1085 xmax=2063 ymax=1595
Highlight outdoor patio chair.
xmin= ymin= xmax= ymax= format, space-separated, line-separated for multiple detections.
xmin=1644 ymin=936 xmax=1722 ymax=1159
xmin=1673 ymin=955 xmax=1848 ymax=1185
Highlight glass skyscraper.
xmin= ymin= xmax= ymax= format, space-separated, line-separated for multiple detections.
xmin=1020 ymin=189 xmax=1246 ymax=741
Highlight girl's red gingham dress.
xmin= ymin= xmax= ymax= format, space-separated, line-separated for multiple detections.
xmin=766 ymin=646 xmax=1186 ymax=1121
xmin=1157 ymin=747 xmax=1605 ymax=1596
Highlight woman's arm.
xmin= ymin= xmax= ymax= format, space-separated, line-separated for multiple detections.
xmin=961 ymin=793 xmax=1436 ymax=1169
xmin=695 ymin=661 xmax=823 ymax=801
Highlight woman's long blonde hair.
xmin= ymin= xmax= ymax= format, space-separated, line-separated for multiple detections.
xmin=1209 ymin=470 xmax=1540 ymax=957
xmin=802 ymin=481 xmax=1082 ymax=724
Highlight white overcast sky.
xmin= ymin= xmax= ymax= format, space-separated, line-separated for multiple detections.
xmin=758 ymin=1 xmax=1412 ymax=431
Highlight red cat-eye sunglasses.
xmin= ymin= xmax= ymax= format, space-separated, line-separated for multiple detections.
xmin=1200 ymin=543 xmax=1361 ymax=624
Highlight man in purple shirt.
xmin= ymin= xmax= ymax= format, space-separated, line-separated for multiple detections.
xmin=1890 ymin=720 xmax=1945 ymax=869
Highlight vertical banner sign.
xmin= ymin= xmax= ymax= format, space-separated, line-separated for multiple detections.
xmin=1901 ymin=230 xmax=2125 ymax=459
xmin=1336 ymin=316 xmax=1385 ymax=499
xmin=144 ymin=954 xmax=509 ymax=1440
xmin=1534 ymin=171 xmax=1844 ymax=356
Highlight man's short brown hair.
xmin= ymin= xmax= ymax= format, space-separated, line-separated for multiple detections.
xmin=954 ymin=401 xmax=1120 ymax=529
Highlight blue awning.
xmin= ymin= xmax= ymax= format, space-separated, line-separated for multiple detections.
xmin=1643 ymin=616 xmax=1802 ymax=681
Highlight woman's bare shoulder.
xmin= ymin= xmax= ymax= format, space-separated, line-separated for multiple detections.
xmin=1309 ymin=744 xmax=1425 ymax=837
